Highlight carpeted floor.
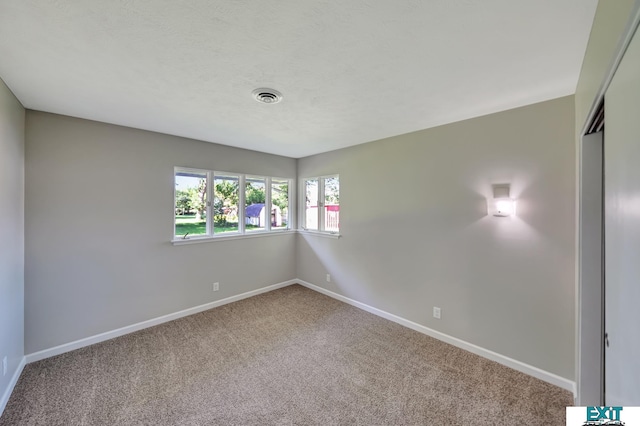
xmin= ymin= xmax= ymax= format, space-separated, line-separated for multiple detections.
xmin=1 ymin=284 xmax=572 ymax=425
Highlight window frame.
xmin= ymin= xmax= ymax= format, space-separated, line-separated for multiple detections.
xmin=213 ymin=171 xmax=242 ymax=235
xmin=174 ymin=167 xmax=212 ymax=239
xmin=244 ymin=174 xmax=267 ymax=233
xmin=173 ymin=167 xmax=293 ymax=243
xmin=300 ymin=174 xmax=340 ymax=236
xmin=270 ymin=177 xmax=292 ymax=232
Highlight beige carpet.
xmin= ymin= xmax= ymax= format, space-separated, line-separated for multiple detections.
xmin=1 ymin=284 xmax=572 ymax=425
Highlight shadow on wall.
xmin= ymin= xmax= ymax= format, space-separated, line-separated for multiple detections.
xmin=298 ymin=186 xmax=490 ymax=302
xmin=296 ymin=182 xmax=557 ymax=350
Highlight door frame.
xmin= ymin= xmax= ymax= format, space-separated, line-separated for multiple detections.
xmin=577 ymin=130 xmax=604 ymax=405
xmin=575 ymin=3 xmax=640 ymax=405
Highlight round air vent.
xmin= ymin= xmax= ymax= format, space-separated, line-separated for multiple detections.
xmin=252 ymin=88 xmax=283 ymax=104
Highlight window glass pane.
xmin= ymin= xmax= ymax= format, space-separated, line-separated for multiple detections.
xmin=324 ymin=176 xmax=339 ymax=232
xmin=245 ymin=176 xmax=266 ymax=232
xmin=271 ymin=178 xmax=289 ymax=230
xmin=175 ymin=170 xmax=207 ymax=237
xmin=214 ymin=174 xmax=240 ymax=234
xmin=305 ymin=178 xmax=319 ymax=230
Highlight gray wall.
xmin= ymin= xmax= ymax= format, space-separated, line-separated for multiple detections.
xmin=297 ymin=96 xmax=576 ymax=380
xmin=0 ymin=79 xmax=25 ymax=398
xmin=25 ymin=112 xmax=297 ymax=354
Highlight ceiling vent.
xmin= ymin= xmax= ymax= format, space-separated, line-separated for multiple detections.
xmin=252 ymin=88 xmax=282 ymax=104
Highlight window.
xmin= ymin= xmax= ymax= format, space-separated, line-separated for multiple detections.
xmin=271 ymin=178 xmax=290 ymax=230
xmin=214 ymin=173 xmax=240 ymax=234
xmin=304 ymin=178 xmax=319 ymax=230
xmin=302 ymin=175 xmax=339 ymax=233
xmin=323 ymin=176 xmax=340 ymax=233
xmin=245 ymin=176 xmax=266 ymax=232
xmin=174 ymin=167 xmax=292 ymax=241
xmin=175 ymin=169 xmax=209 ymax=237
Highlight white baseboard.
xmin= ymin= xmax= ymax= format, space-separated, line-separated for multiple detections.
xmin=0 ymin=356 xmax=26 ymax=417
xmin=297 ymin=279 xmax=577 ymax=394
xmin=22 ymin=277 xmax=576 ymax=396
xmin=25 ymin=279 xmax=297 ymax=363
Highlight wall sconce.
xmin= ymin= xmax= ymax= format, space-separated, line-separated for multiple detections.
xmin=491 ymin=184 xmax=515 ymax=217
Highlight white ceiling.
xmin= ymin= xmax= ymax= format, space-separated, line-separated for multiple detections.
xmin=0 ymin=1 xmax=597 ymax=158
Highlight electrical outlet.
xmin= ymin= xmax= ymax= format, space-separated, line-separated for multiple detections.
xmin=2 ymin=356 xmax=7 ymax=376
xmin=433 ymin=307 xmax=441 ymax=319
xmin=213 ymin=282 xmax=219 ymax=292
xmin=326 ymin=274 xmax=331 ymax=282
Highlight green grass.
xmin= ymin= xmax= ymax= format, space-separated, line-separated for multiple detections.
xmin=215 ymin=224 xmax=240 ymax=233
xmin=175 ymin=221 xmax=206 ymax=236
xmin=175 ymin=216 xmax=242 ymax=236
xmin=175 ymin=216 xmax=205 ymax=236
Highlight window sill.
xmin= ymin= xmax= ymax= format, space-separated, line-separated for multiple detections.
xmin=171 ymin=229 xmax=295 ymax=245
xmin=297 ymin=229 xmax=341 ymax=239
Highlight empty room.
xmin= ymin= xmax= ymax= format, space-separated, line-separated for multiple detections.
xmin=1 ymin=0 xmax=640 ymax=424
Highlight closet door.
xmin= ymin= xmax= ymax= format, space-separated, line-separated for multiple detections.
xmin=604 ymin=24 xmax=640 ymax=405
xmin=578 ymin=131 xmax=603 ymax=406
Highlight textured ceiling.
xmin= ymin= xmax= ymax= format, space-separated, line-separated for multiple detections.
xmin=0 ymin=1 xmax=597 ymax=158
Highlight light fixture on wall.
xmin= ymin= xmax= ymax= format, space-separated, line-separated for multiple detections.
xmin=491 ymin=184 xmax=515 ymax=217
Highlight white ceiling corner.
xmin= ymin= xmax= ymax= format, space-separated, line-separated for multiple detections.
xmin=0 ymin=0 xmax=598 ymax=158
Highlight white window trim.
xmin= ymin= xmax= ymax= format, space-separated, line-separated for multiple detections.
xmin=213 ymin=171 xmax=242 ymax=236
xmin=296 ymin=229 xmax=341 ymax=239
xmin=174 ymin=167 xmax=293 ymax=243
xmin=171 ymin=229 xmax=296 ymax=245
xmin=245 ymin=174 xmax=267 ymax=233
xmin=174 ymin=167 xmax=213 ymax=240
xmin=271 ymin=176 xmax=294 ymax=232
xmin=299 ymin=174 xmax=340 ymax=236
